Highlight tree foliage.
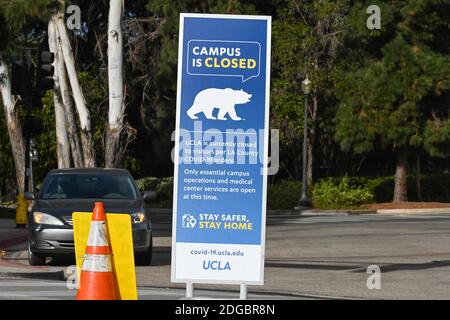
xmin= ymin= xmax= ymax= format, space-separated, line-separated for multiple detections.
xmin=335 ymin=0 xmax=450 ymax=156
xmin=271 ymin=0 xmax=349 ymax=179
xmin=0 ymin=0 xmax=449 ymax=202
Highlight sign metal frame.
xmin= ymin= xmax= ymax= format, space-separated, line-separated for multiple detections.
xmin=171 ymin=13 xmax=272 ymax=286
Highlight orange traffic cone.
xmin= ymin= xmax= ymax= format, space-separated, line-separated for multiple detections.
xmin=76 ymin=202 xmax=117 ymax=300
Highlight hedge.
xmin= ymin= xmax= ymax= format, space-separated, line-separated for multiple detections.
xmin=136 ymin=176 xmax=173 ymax=208
xmin=267 ymin=179 xmax=302 ymax=210
xmin=269 ymin=174 xmax=450 ymax=209
xmin=136 ymin=174 xmax=450 ymax=209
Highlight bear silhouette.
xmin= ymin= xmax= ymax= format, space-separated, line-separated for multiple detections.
xmin=186 ymin=88 xmax=252 ymax=121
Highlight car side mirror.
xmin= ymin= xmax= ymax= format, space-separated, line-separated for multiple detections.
xmin=24 ymin=192 xmax=35 ymax=201
xmin=142 ymin=191 xmax=156 ymax=203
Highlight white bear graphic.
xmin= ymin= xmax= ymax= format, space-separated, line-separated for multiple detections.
xmin=186 ymin=88 xmax=252 ymax=121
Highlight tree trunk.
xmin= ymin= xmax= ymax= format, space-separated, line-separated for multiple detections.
xmin=59 ymin=55 xmax=84 ymax=168
xmin=54 ymin=13 xmax=96 ymax=167
xmin=54 ymin=24 xmax=84 ymax=168
xmin=105 ymin=0 xmax=131 ymax=168
xmin=0 ymin=60 xmax=26 ymax=194
xmin=416 ymin=152 xmax=422 ymax=201
xmin=106 ymin=127 xmax=123 ymax=168
xmin=49 ymin=20 xmax=71 ymax=168
xmin=393 ymin=147 xmax=408 ymax=202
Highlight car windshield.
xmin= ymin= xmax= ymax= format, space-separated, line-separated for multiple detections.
xmin=40 ymin=174 xmax=139 ymax=200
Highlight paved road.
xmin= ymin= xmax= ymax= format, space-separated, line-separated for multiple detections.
xmin=2 ymin=211 xmax=450 ymax=299
xmin=142 ymin=211 xmax=450 ymax=299
xmin=265 ymin=213 xmax=450 ymax=299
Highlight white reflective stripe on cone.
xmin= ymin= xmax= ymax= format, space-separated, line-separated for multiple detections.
xmin=86 ymin=221 xmax=109 ymax=247
xmin=81 ymin=254 xmax=113 ymax=272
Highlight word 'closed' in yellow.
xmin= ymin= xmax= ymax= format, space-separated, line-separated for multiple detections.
xmin=205 ymin=57 xmax=256 ymax=69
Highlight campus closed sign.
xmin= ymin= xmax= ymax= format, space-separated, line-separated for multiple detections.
xmin=172 ymin=13 xmax=271 ymax=284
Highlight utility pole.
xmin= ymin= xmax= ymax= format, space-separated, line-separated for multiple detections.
xmin=28 ymin=138 xmax=38 ymax=193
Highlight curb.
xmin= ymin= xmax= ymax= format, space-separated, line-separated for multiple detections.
xmin=300 ymin=210 xmax=350 ymax=216
xmin=348 ymin=209 xmax=377 ymax=215
xmin=269 ymin=210 xmax=352 ymax=216
xmin=376 ymin=208 xmax=450 ymax=214
xmin=0 ymin=269 xmax=66 ymax=281
xmin=0 ymin=258 xmax=67 ymax=282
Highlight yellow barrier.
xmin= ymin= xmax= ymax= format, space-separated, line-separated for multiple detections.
xmin=16 ymin=193 xmax=28 ymax=226
xmin=72 ymin=212 xmax=138 ymax=300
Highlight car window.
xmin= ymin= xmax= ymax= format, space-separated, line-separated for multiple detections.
xmin=40 ymin=174 xmax=139 ymax=200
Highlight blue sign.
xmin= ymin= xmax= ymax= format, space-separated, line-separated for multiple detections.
xmin=172 ymin=13 xmax=271 ymax=285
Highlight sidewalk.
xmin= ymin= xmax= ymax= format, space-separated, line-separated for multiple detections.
xmin=364 ymin=202 xmax=450 ymax=215
xmin=0 ymin=219 xmax=27 ymax=251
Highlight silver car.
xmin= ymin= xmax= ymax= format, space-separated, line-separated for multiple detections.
xmin=25 ymin=168 xmax=153 ymax=266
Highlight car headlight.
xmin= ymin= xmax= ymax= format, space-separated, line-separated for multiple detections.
xmin=131 ymin=212 xmax=146 ymax=224
xmin=33 ymin=212 xmax=64 ymax=226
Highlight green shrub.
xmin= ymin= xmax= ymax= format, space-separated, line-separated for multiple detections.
xmin=312 ymin=176 xmax=374 ymax=209
xmin=136 ymin=177 xmax=161 ymax=192
xmin=157 ymin=177 xmax=174 ymax=208
xmin=323 ymin=175 xmax=450 ymax=203
xmin=310 ymin=174 xmax=450 ymax=208
xmin=268 ymin=179 xmax=301 ymax=210
xmin=136 ymin=176 xmax=174 ymax=208
xmin=137 ymin=173 xmax=450 ymax=210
